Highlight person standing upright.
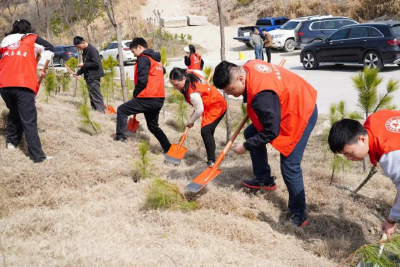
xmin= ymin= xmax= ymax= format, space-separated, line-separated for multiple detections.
xmin=184 ymin=44 xmax=204 ymax=71
xmin=261 ymin=29 xmax=273 ymax=63
xmin=73 ymin=36 xmax=105 ymax=113
xmin=0 ymin=19 xmax=54 ymax=163
xmin=249 ymin=29 xmax=264 ymax=60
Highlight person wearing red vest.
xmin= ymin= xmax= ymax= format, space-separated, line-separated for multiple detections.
xmin=213 ymin=60 xmax=318 ymax=227
xmin=169 ymin=67 xmax=227 ymax=166
xmin=328 ymin=110 xmax=400 ymax=237
xmin=114 ymin=38 xmax=171 ymax=152
xmin=0 ymin=19 xmax=54 ymax=163
xmin=184 ymin=45 xmax=204 ymax=71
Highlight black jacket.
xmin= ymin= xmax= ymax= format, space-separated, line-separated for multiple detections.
xmin=134 ymin=49 xmax=165 ymax=99
xmin=243 ymin=90 xmax=281 ymax=150
xmin=77 ymin=44 xmax=104 ymax=81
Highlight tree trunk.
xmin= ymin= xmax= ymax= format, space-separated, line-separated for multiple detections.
xmin=216 ymin=0 xmax=232 ymax=142
xmin=352 ymin=166 xmax=377 ymax=195
xmin=115 ymin=23 xmax=127 ymax=102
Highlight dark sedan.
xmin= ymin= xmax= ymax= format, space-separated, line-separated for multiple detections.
xmin=300 ymin=21 xmax=400 ymax=70
xmin=53 ymin=45 xmax=78 ymax=66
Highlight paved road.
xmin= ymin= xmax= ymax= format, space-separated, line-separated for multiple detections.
xmin=56 ymin=46 xmax=400 ymax=114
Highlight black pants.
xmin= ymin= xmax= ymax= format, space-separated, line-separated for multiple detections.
xmin=0 ymin=87 xmax=45 ymax=162
xmin=116 ymin=98 xmax=171 ymax=152
xmin=86 ymin=79 xmax=105 ymax=112
xmin=265 ymin=47 xmax=271 ymax=63
xmin=201 ymin=112 xmax=225 ymax=162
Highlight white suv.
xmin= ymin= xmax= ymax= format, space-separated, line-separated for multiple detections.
xmin=269 ymin=15 xmax=333 ymax=52
xmin=99 ymin=40 xmax=136 ymax=65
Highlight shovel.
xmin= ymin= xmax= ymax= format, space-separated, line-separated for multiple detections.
xmin=186 ymin=115 xmax=249 ymax=192
xmin=64 ymin=64 xmax=80 ymax=81
xmin=164 ymin=127 xmax=190 ymax=165
xmin=127 ymin=115 xmax=140 ymax=133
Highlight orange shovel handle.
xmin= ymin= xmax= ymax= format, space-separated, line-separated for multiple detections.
xmin=211 ymin=115 xmax=249 ymax=172
xmin=177 ymin=127 xmax=190 ymax=150
xmin=38 ymin=59 xmax=51 ymax=84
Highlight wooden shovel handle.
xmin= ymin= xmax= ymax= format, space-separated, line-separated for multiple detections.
xmin=38 ymin=59 xmax=51 ymax=84
xmin=177 ymin=127 xmax=190 ymax=150
xmin=64 ymin=64 xmax=80 ymax=80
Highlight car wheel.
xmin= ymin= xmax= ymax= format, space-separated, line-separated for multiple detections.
xmin=363 ymin=51 xmax=383 ymax=71
xmin=283 ymin=39 xmax=295 ymax=52
xmin=302 ymin=51 xmax=319 ymax=70
xmin=245 ymin=43 xmax=252 ymax=48
xmin=59 ymin=57 xmax=65 ymax=66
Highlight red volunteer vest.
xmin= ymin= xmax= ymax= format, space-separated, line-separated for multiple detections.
xmin=185 ymin=70 xmax=227 ymax=127
xmin=188 ymin=53 xmax=201 ymax=70
xmin=134 ymin=54 xmax=165 ymax=98
xmin=0 ymin=34 xmax=39 ymax=93
xmin=244 ymin=60 xmax=317 ymax=157
xmin=364 ymin=110 xmax=400 ymax=166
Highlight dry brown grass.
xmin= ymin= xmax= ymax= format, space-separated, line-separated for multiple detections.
xmin=0 ymin=83 xmax=398 ymax=266
xmin=189 ymin=0 xmax=400 ymax=26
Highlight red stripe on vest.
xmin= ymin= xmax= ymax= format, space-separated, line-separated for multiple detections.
xmin=0 ymin=34 xmax=39 ymax=93
xmin=244 ymin=60 xmax=317 ymax=157
xmin=364 ymin=110 xmax=400 ymax=166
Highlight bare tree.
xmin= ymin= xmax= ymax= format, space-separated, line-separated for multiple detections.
xmin=216 ymin=0 xmax=232 ymax=142
xmin=104 ymin=0 xmax=128 ymax=102
xmin=34 ymin=0 xmax=51 ymax=41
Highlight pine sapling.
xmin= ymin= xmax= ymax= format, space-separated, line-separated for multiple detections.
xmin=134 ymin=140 xmax=154 ymax=180
xmin=44 ymin=70 xmax=56 ymax=103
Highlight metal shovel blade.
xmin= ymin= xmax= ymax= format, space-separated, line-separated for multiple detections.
xmin=127 ymin=116 xmax=140 ymax=133
xmin=164 ymin=144 xmax=188 ymax=165
xmin=186 ymin=167 xmax=222 ymax=193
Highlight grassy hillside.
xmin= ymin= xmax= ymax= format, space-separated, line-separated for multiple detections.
xmin=189 ymin=0 xmax=400 ymax=26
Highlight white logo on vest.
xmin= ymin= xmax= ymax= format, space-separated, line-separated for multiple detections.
xmin=254 ymin=64 xmax=272 ymax=73
xmin=385 ymin=116 xmax=400 ymax=133
xmin=8 ymin=41 xmax=20 ymax=50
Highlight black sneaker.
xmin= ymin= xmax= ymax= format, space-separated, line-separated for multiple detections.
xmin=242 ymin=177 xmax=277 ymax=190
xmin=114 ymin=136 xmax=127 ymax=142
xmin=290 ymin=214 xmax=308 ymax=227
xmin=207 ymin=160 xmax=215 ymax=167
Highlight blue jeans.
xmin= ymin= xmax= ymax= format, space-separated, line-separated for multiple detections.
xmin=254 ymin=45 xmax=263 ymax=59
xmin=244 ymin=105 xmax=318 ymax=217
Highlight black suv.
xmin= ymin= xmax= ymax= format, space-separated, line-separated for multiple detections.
xmin=53 ymin=45 xmax=78 ymax=66
xmin=295 ymin=16 xmax=358 ymax=49
xmin=300 ymin=21 xmax=400 ymax=70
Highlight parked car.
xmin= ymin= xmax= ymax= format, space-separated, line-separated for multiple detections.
xmin=295 ymin=16 xmax=358 ymax=49
xmin=53 ymin=45 xmax=78 ymax=66
xmin=99 ymin=40 xmax=136 ymax=65
xmin=269 ymin=15 xmax=330 ymax=52
xmin=233 ymin=17 xmax=290 ymax=47
xmin=300 ymin=21 xmax=400 ymax=70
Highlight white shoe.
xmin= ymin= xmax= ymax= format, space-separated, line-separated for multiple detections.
xmin=45 ymin=156 xmax=54 ymax=160
xmin=6 ymin=143 xmax=16 ymax=150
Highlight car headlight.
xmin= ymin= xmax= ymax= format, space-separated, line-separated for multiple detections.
xmin=273 ymin=34 xmax=284 ymax=39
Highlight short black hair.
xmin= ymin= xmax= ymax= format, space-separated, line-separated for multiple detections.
xmin=73 ymin=36 xmax=85 ymax=45
xmin=328 ymin=119 xmax=367 ymax=153
xmin=213 ymin=60 xmax=238 ymax=89
xmin=130 ymin=37 xmax=148 ymax=49
xmin=7 ymin=19 xmax=33 ymax=35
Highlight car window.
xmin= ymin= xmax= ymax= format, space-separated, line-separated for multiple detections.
xmin=281 ymin=19 xmax=289 ymax=25
xmin=106 ymin=43 xmax=113 ymax=50
xmin=65 ymin=47 xmax=77 ymax=53
xmin=280 ymin=21 xmax=300 ymax=30
xmin=370 ymin=28 xmax=383 ymax=37
xmin=323 ymin=20 xmax=340 ymax=30
xmin=111 ymin=43 xmax=118 ymax=49
xmin=256 ymin=19 xmax=272 ymax=26
xmin=125 ymin=42 xmax=131 ymax=48
xmin=275 ymin=19 xmax=282 ymax=26
xmin=349 ymin=27 xmax=369 ymax=38
xmin=310 ymin=22 xmax=322 ymax=30
xmin=341 ymin=20 xmax=357 ymax=26
xmin=329 ymin=29 xmax=349 ymax=40
xmin=54 ymin=47 xmax=61 ymax=52
xmin=390 ymin=25 xmax=400 ymax=36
